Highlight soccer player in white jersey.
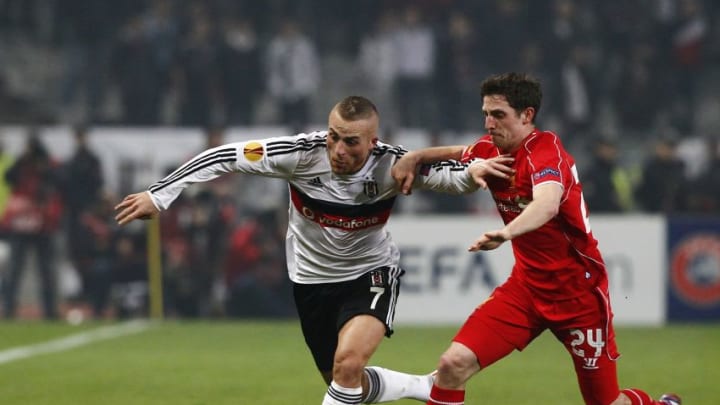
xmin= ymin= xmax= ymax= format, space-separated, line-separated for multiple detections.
xmin=115 ymin=96 xmax=512 ymax=404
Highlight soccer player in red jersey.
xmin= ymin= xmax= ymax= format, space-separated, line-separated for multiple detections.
xmin=392 ymin=72 xmax=680 ymax=405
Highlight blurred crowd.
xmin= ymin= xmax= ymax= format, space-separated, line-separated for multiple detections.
xmin=0 ymin=123 xmax=717 ymax=321
xmin=1 ymin=0 xmax=720 ymax=320
xmin=1 ymin=0 xmax=719 ymax=139
xmin=0 ymin=127 xmax=294 ymax=320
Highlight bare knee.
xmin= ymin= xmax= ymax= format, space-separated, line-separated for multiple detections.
xmin=332 ymin=349 xmax=367 ymax=386
xmin=435 ymin=344 xmax=480 ymax=388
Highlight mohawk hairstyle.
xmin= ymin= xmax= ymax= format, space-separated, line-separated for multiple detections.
xmin=335 ymin=96 xmax=378 ymax=121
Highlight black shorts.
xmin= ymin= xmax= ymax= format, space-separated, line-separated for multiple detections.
xmin=293 ymin=266 xmax=404 ymax=373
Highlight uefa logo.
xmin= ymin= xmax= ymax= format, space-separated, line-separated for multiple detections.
xmin=670 ymin=234 xmax=720 ymax=307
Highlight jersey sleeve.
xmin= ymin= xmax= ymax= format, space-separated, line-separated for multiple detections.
xmin=412 ymin=159 xmax=479 ymax=194
xmin=525 ymin=134 xmax=568 ymax=191
xmin=147 ymin=134 xmax=308 ymax=210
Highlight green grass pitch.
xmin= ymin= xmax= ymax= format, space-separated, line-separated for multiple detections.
xmin=0 ymin=321 xmax=717 ymax=404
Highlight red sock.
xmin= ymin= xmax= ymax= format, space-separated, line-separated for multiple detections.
xmin=427 ymin=385 xmax=465 ymax=405
xmin=621 ymin=388 xmax=662 ymax=405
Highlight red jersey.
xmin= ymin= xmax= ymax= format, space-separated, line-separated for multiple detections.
xmin=461 ymin=130 xmax=607 ymax=299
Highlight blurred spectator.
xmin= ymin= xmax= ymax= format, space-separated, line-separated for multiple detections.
xmin=0 ymin=138 xmax=14 ymax=218
xmin=612 ymin=42 xmax=665 ymax=136
xmin=161 ymin=188 xmax=234 ymax=317
xmin=667 ymin=0 xmax=709 ymax=133
xmin=191 ymin=189 xmax=234 ymax=316
xmin=110 ymin=15 xmax=166 ymax=125
xmin=357 ymin=9 xmax=399 ymax=131
xmin=685 ymin=137 xmax=720 ymax=213
xmin=392 ymin=5 xmax=436 ymax=129
xmin=159 ymin=193 xmax=205 ymax=318
xmin=139 ymin=0 xmax=182 ymax=124
xmin=1 ymin=131 xmax=63 ymax=319
xmin=0 ymin=0 xmax=41 ymax=36
xmin=219 ymin=16 xmax=263 ymax=126
xmin=558 ymin=41 xmax=601 ymax=141
xmin=59 ymin=125 xmax=104 ymax=306
xmin=57 ymin=0 xmax=124 ymax=123
xmin=160 ymin=126 xmax=236 ymax=317
xmin=73 ymin=195 xmax=116 ymax=318
xmin=175 ymin=5 xmax=222 ymax=127
xmin=111 ymin=232 xmax=148 ymax=319
xmin=582 ymin=139 xmax=635 ymax=213
xmin=483 ymin=0 xmax=532 ymax=72
xmin=434 ymin=11 xmax=485 ymax=133
xmin=0 ymin=76 xmax=55 ymax=124
xmin=596 ymin=0 xmax=650 ymax=62
xmin=265 ymin=18 xmax=320 ymax=131
xmin=517 ymin=41 xmax=560 ymax=128
xmin=544 ymin=0 xmax=601 ymax=137
xmin=635 ymin=136 xmax=687 ymax=213
xmin=223 ymin=211 xmax=293 ymax=318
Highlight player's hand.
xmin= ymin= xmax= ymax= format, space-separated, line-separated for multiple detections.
xmin=391 ymin=151 xmax=422 ymax=195
xmin=468 ymin=229 xmax=511 ymax=252
xmin=468 ymin=155 xmax=514 ymax=189
xmin=114 ymin=191 xmax=159 ymax=226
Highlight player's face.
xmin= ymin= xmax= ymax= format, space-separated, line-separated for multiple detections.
xmin=326 ymin=108 xmax=378 ymax=175
xmin=482 ymin=95 xmax=533 ymax=153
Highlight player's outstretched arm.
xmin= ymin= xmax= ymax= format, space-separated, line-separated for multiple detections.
xmin=468 ymin=183 xmax=561 ymax=251
xmin=114 ymin=191 xmax=160 ymax=226
xmin=392 ymin=146 xmax=465 ymax=195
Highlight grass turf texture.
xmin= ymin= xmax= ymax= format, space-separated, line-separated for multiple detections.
xmin=0 ymin=321 xmax=717 ymax=404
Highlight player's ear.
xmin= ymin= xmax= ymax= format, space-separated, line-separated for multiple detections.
xmin=521 ymin=108 xmax=535 ymax=124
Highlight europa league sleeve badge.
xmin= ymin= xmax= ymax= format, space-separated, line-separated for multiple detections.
xmin=243 ymin=142 xmax=264 ymax=162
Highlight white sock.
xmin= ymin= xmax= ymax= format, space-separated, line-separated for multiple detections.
xmin=363 ymin=366 xmax=433 ymax=403
xmin=322 ymin=381 xmax=363 ymax=405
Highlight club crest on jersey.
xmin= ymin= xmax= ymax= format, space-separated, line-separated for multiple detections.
xmin=370 ymin=270 xmax=384 ymax=287
xmin=364 ymin=180 xmax=379 ymax=198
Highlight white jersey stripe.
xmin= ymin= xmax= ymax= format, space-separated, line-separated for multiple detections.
xmin=387 ymin=266 xmax=402 ymax=328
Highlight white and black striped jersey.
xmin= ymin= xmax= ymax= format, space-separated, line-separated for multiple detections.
xmin=147 ymin=131 xmax=477 ymax=284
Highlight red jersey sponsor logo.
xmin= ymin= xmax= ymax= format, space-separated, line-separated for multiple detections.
xmin=299 ymin=205 xmax=388 ymax=230
xmin=290 ymin=186 xmax=391 ymax=231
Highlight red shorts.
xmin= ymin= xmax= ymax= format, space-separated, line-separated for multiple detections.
xmin=454 ymin=275 xmax=621 ymax=405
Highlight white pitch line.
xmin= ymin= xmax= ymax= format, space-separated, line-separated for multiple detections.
xmin=0 ymin=319 xmax=152 ymax=365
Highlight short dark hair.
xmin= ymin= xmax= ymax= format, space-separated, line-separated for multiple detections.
xmin=335 ymin=96 xmax=378 ymax=120
xmin=481 ymin=72 xmax=542 ymax=120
